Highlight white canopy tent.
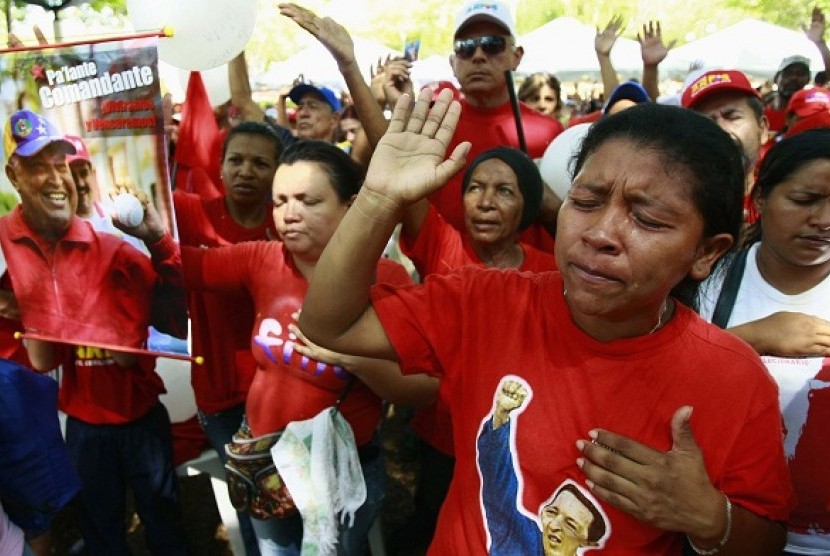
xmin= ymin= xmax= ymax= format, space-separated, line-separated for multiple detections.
xmin=254 ymin=37 xmax=398 ymax=93
xmin=518 ymin=17 xmax=645 ymax=80
xmin=664 ymin=19 xmax=825 ymax=79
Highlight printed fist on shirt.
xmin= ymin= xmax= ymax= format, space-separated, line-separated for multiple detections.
xmin=493 ymin=378 xmax=529 ymax=429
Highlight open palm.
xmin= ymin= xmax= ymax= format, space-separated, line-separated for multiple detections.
xmin=279 ymin=3 xmax=356 ymax=67
xmin=364 ymin=88 xmax=470 ymax=206
xmin=596 ymin=15 xmax=624 ymax=55
xmin=804 ymin=7 xmax=826 ymax=44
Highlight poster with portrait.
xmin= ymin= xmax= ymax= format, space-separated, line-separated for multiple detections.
xmin=0 ymin=36 xmax=188 ymax=357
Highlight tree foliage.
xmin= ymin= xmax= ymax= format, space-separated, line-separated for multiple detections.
xmin=245 ymin=0 xmax=830 ymax=67
xmin=84 ymin=0 xmax=125 ymax=11
xmin=4 ymin=0 xmax=830 ymax=79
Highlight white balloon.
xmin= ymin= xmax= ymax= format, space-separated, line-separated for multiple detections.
xmin=201 ymin=65 xmax=231 ymax=106
xmin=157 ymin=61 xmax=187 ymax=104
xmin=126 ymin=0 xmax=168 ymax=32
xmin=539 ymin=123 xmax=592 ymax=199
xmin=157 ymin=0 xmax=258 ymax=71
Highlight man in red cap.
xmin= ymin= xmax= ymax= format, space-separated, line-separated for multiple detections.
xmin=63 ymin=134 xmax=99 ymax=220
xmin=62 ymin=134 xmax=145 ymax=254
xmin=784 ymin=86 xmax=830 ymax=137
xmin=682 ymin=69 xmax=769 ymax=223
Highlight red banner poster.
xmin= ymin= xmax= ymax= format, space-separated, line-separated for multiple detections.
xmin=0 ymin=36 xmax=191 ymax=360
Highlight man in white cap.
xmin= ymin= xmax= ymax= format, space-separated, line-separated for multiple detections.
xmin=434 ymin=0 xmax=563 ymax=253
xmin=766 ymin=55 xmax=813 ymax=134
xmin=384 ymin=4 xmax=564 ymax=551
xmin=765 ymin=8 xmax=830 ymax=133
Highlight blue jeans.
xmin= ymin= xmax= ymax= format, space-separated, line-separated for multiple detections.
xmin=197 ymin=404 xmax=261 ymax=556
xmin=65 ymin=403 xmax=187 ymax=556
xmin=250 ymin=448 xmax=385 ymax=556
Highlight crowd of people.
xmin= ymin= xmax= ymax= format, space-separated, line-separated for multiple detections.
xmin=1 ymin=0 xmax=829 ymax=555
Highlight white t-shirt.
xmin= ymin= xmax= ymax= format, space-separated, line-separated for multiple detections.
xmin=699 ymin=243 xmax=830 ymax=325
xmin=700 ymin=242 xmax=830 ymax=554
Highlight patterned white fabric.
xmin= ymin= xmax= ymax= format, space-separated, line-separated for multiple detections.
xmin=271 ymin=407 xmax=366 ymax=555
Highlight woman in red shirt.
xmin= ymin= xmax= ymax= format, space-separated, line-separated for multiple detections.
xmin=300 ymin=90 xmax=792 ymax=554
xmin=183 ymin=140 xmax=433 ymax=555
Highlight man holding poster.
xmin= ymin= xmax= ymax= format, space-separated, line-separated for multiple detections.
xmin=2 ymin=107 xmax=189 ymax=556
xmin=1 ymin=109 xmax=184 ymax=346
xmin=0 ymin=33 xmax=185 ymax=345
xmin=0 ymin=34 xmax=190 ymax=555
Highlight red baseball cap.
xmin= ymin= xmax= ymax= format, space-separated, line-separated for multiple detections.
xmin=421 ymin=81 xmax=463 ymax=103
xmin=785 ymin=111 xmax=830 ymax=137
xmin=681 ymin=69 xmax=760 ymax=110
xmin=786 ymin=87 xmax=830 ymax=118
xmin=64 ymin=134 xmax=91 ymax=164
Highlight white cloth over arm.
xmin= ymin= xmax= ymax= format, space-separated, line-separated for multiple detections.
xmin=271 ymin=407 xmax=366 ymax=556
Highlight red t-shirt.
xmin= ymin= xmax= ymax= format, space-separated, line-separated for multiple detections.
xmin=0 ymin=271 xmax=30 ymax=367
xmin=174 ymin=191 xmax=276 ymax=414
xmin=435 ymin=99 xmax=563 ymax=254
xmin=58 ymin=347 xmax=165 ymax=424
xmin=370 ymin=269 xmax=792 ymax=554
xmin=401 ymin=205 xmax=557 ymax=278
xmin=401 ymin=205 xmax=558 ymax=456
xmin=183 ymin=242 xmax=411 ymax=443
xmin=764 ymin=103 xmax=787 ymax=134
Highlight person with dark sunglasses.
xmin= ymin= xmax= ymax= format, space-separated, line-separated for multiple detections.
xmin=453 ymin=34 xmax=509 ymax=59
xmin=429 ymin=0 xmax=564 ymax=259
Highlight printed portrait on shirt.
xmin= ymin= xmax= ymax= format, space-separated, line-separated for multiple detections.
xmin=476 ymin=375 xmax=609 ymax=555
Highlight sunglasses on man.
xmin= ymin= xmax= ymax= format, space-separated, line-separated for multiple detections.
xmin=453 ymin=35 xmax=509 ymax=59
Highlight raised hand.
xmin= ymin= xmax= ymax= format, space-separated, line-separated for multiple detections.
xmin=596 ymin=15 xmax=624 ymax=56
xmin=370 ymin=56 xmax=392 ymax=108
xmin=109 ymin=186 xmax=165 ymax=244
xmin=804 ymin=7 xmax=827 ymax=44
xmin=576 ymin=406 xmax=727 ymax=542
xmin=362 ymin=88 xmax=470 ymax=207
xmin=278 ymin=3 xmax=357 ymax=70
xmin=383 ymin=58 xmax=414 ymax=107
xmin=7 ymin=25 xmax=48 ymax=48
xmin=637 ymin=20 xmax=676 ymax=66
